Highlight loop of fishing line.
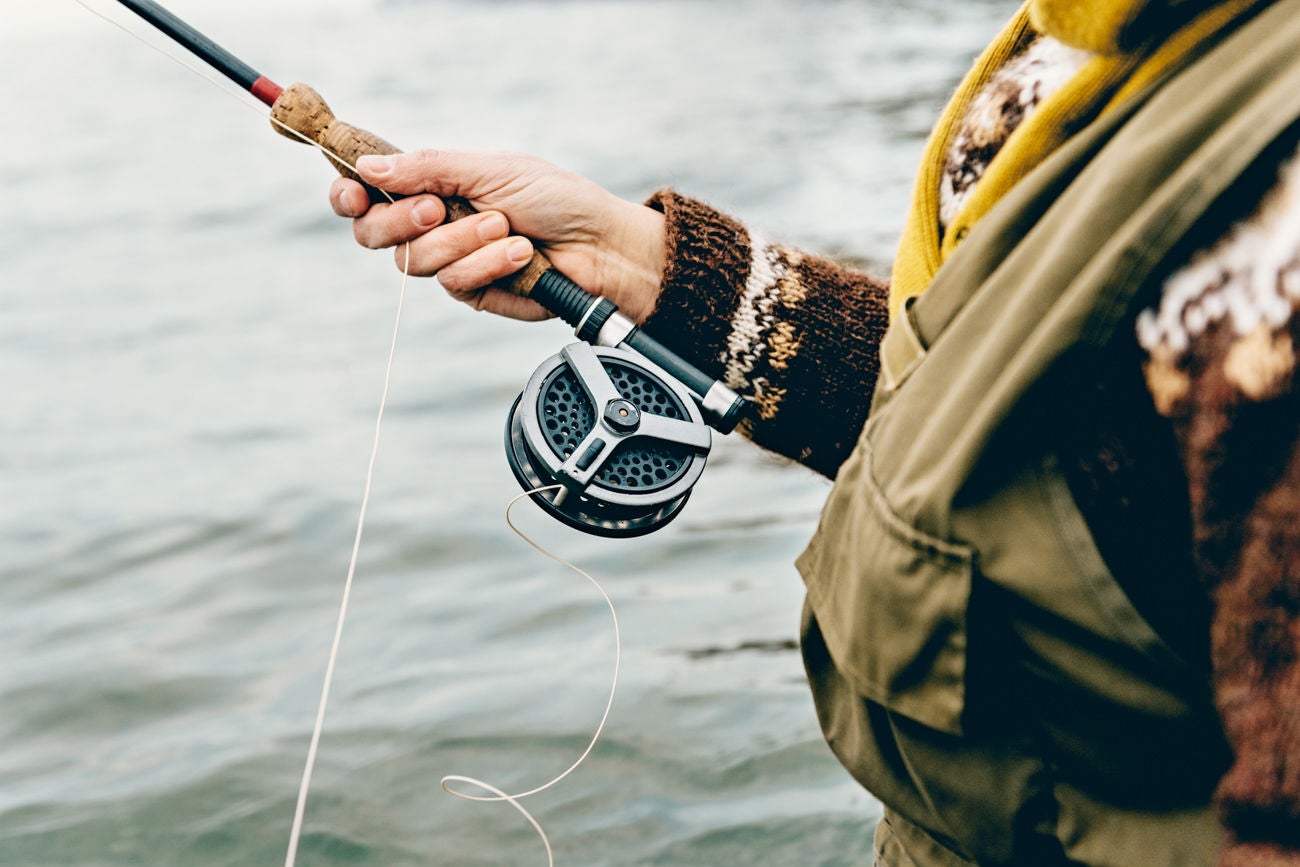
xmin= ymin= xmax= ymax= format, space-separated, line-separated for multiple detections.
xmin=72 ymin=5 xmax=623 ymax=865
xmin=435 ymin=486 xmax=624 ymax=867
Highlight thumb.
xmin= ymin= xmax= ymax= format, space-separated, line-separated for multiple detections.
xmin=355 ymin=149 xmax=506 ymax=199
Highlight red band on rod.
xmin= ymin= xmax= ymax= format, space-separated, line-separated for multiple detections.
xmin=250 ymin=76 xmax=283 ymax=106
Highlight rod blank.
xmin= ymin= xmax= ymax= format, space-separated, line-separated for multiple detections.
xmin=113 ymin=0 xmax=283 ymax=104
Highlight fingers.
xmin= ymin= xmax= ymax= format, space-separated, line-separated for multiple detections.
xmin=353 ymin=197 xmax=449 ymax=249
xmin=452 ymin=288 xmax=552 ymax=322
xmin=390 ymin=212 xmax=525 ymax=276
xmin=424 ymin=235 xmax=535 ymax=292
xmin=331 ymin=192 xmax=448 ymax=253
xmin=329 ymin=177 xmax=371 ymax=218
xmin=397 ymin=231 xmax=548 ymax=321
xmin=336 ymin=166 xmax=539 ymax=295
xmin=332 ymin=149 xmax=559 ymax=322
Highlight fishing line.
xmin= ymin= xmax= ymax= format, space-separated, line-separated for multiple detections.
xmin=67 ymin=2 xmax=414 ymax=860
xmin=283 ymin=244 xmax=408 ymax=867
xmin=73 ymin=4 xmax=625 ymax=864
xmin=70 ymin=0 xmax=363 ymax=160
xmin=71 ymin=0 xmax=270 ymax=115
xmin=436 ymin=486 xmax=624 ymax=866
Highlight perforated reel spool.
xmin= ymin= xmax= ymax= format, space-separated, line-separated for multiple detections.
xmin=506 ymin=343 xmax=711 ymax=536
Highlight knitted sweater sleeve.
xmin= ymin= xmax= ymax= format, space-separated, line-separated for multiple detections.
xmin=1138 ymin=149 xmax=1300 ymax=865
xmin=640 ymin=190 xmax=892 ymax=479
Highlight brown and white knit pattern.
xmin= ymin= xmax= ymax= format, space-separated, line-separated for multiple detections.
xmin=721 ymin=233 xmax=799 ymax=398
xmin=939 ymin=36 xmax=1093 ymax=231
xmin=1127 ymin=147 xmax=1300 ymax=864
xmin=643 ymin=192 xmax=890 ymax=477
xmin=1138 ymin=147 xmax=1300 ymax=412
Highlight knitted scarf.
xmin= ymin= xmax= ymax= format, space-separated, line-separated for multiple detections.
xmin=890 ymin=0 xmax=1268 ymax=315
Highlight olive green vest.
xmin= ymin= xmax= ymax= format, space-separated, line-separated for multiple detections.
xmin=795 ymin=1 xmax=1300 ymax=863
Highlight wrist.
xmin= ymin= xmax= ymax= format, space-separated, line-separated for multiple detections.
xmin=596 ymin=198 xmax=666 ymax=324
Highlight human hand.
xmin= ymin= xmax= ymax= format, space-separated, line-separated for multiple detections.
xmin=330 ymin=150 xmax=666 ymax=323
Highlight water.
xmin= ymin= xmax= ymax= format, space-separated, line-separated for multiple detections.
xmin=2 ymin=1 xmax=1014 ymax=864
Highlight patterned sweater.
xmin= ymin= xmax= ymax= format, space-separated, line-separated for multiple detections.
xmin=640 ymin=27 xmax=1300 ymax=867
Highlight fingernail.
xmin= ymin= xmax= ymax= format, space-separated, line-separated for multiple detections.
xmin=477 ymin=213 xmax=508 ymax=241
xmin=412 ymin=199 xmax=441 ymax=228
xmin=508 ymin=238 xmax=533 ymax=264
xmin=357 ymin=154 xmax=394 ymax=176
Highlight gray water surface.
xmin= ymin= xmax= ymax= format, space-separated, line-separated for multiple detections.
xmin=3 ymin=2 xmax=1013 ymax=864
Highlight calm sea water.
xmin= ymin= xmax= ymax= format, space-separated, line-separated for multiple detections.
xmin=2 ymin=1 xmax=1013 ymax=864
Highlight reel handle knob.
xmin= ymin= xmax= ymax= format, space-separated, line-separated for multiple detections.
xmin=268 ymin=81 xmax=552 ymax=300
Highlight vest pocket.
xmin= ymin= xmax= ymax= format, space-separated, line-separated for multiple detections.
xmin=879 ymin=297 xmax=929 ymax=393
xmin=798 ymin=435 xmax=973 ymax=736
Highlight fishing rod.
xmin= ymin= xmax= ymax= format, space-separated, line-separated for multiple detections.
xmin=110 ymin=0 xmax=752 ymax=536
xmin=112 ymin=0 xmax=284 ymax=105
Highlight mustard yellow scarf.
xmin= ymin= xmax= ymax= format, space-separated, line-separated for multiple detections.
xmin=889 ymin=0 xmax=1268 ymax=315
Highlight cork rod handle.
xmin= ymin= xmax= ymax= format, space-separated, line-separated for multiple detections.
xmin=269 ymin=82 xmax=551 ymax=298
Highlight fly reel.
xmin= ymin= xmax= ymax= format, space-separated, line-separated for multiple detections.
xmin=506 ymin=343 xmax=713 ymax=537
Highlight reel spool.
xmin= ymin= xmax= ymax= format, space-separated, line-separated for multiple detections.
xmin=506 ymin=342 xmax=712 ymax=537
